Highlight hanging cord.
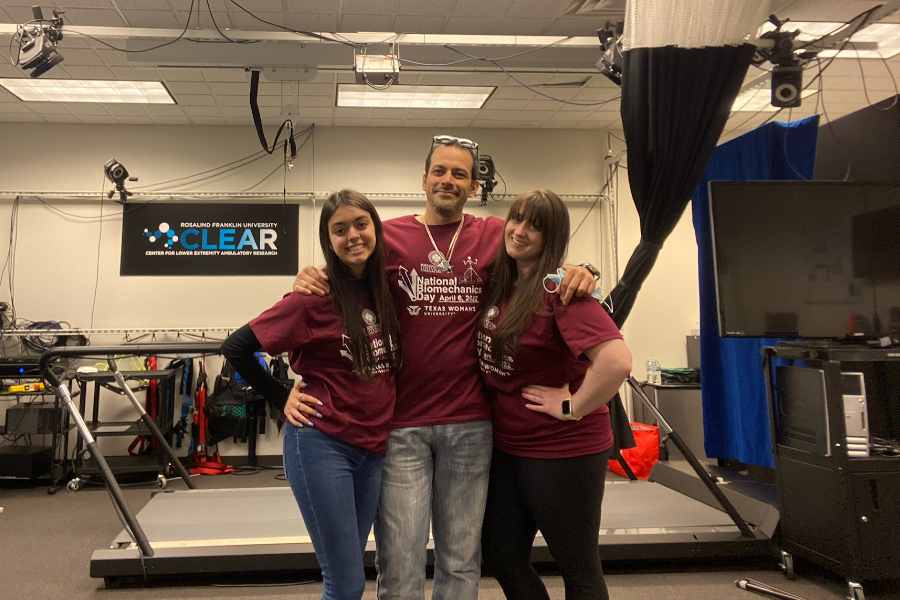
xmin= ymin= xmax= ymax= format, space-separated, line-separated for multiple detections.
xmin=249 ymin=70 xmax=297 ymax=164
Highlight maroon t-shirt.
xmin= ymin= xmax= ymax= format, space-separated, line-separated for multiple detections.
xmin=477 ymin=293 xmax=623 ymax=458
xmin=249 ymin=285 xmax=396 ymax=454
xmin=383 ymin=214 xmax=503 ymax=427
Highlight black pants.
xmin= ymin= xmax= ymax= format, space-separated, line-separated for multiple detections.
xmin=482 ymin=448 xmax=612 ymax=600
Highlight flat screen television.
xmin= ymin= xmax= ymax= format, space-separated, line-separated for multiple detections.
xmin=709 ymin=181 xmax=900 ymax=339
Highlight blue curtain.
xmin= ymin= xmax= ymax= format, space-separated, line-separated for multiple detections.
xmin=691 ymin=116 xmax=819 ymax=468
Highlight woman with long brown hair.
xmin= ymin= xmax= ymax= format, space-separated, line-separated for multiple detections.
xmin=222 ymin=189 xmax=400 ymax=600
xmin=477 ymin=189 xmax=632 ymax=600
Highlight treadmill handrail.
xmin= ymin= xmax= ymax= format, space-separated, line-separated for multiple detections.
xmin=626 ymin=376 xmax=756 ymax=538
xmin=40 ymin=342 xmax=222 ymax=385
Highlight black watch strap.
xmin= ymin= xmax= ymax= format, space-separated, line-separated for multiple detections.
xmin=579 ymin=262 xmax=601 ymax=280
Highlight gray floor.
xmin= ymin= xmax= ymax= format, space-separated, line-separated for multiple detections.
xmin=0 ymin=469 xmax=887 ymax=600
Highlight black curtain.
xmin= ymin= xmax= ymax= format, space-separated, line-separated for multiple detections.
xmin=605 ymin=44 xmax=756 ymax=325
xmin=606 ymin=44 xmax=755 ymax=451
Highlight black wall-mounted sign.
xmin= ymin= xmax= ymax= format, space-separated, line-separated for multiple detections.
xmin=121 ymin=203 xmax=298 ymax=276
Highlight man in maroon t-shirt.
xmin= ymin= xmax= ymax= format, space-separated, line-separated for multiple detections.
xmin=292 ymin=136 xmax=596 ymax=600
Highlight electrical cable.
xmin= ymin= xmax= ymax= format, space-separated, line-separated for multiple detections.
xmin=89 ymin=175 xmax=105 ymax=329
xmin=850 ymin=41 xmax=899 ymax=112
xmin=205 ymin=0 xmax=253 ymax=45
xmin=814 ymin=57 xmax=853 ymax=181
xmin=570 ymin=164 xmax=616 ymax=241
xmin=65 ymin=0 xmax=197 ymax=53
xmin=133 ymin=125 xmax=313 ymax=191
xmin=224 ymin=0 xmax=360 ymax=48
xmin=399 ymin=36 xmax=576 ymax=67
xmin=444 ymin=45 xmax=620 ymax=107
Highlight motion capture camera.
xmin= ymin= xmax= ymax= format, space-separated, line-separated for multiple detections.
xmin=15 ymin=6 xmax=65 ymax=78
xmin=760 ymin=15 xmax=803 ymax=108
xmin=595 ymin=22 xmax=624 ymax=86
xmin=104 ymin=158 xmax=136 ymax=204
xmin=477 ymin=154 xmax=497 ymax=206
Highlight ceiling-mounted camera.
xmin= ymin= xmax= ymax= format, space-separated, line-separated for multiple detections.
xmin=104 ymin=158 xmax=137 ymax=204
xmin=595 ymin=22 xmax=624 ymax=86
xmin=477 ymin=154 xmax=497 ymax=206
xmin=759 ymin=16 xmax=804 ymax=108
xmin=15 ymin=6 xmax=65 ymax=78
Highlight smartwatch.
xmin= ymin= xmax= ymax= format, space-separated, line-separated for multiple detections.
xmin=561 ymin=397 xmax=582 ymax=421
xmin=579 ymin=262 xmax=601 ymax=281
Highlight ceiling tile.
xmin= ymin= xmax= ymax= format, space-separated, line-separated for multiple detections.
xmin=286 ymin=0 xmax=339 ymax=12
xmin=54 ymin=48 xmax=104 ymax=66
xmin=298 ymin=82 xmax=335 ymax=96
xmin=60 ymin=8 xmax=128 ymax=26
xmin=226 ymin=10 xmax=282 ymax=30
xmin=208 ymin=82 xmax=252 ymax=95
xmin=110 ymin=67 xmax=163 ymax=80
xmin=177 ymin=94 xmax=217 ymax=106
xmin=298 ymin=95 xmax=334 ymax=108
xmin=506 ymin=0 xmax=565 ymax=18
xmin=121 ymin=9 xmax=184 ymax=28
xmin=159 ymin=67 xmax=208 ymax=81
xmin=453 ymin=0 xmax=513 ymax=17
xmin=65 ymin=103 xmax=112 ymax=115
xmin=543 ymin=17 xmax=604 ymax=36
xmin=106 ymin=104 xmax=151 ymax=116
xmin=28 ymin=103 xmax=75 ymax=115
xmin=396 ymin=0 xmax=457 ymax=16
xmin=183 ymin=105 xmax=224 ymax=116
xmin=203 ymin=69 xmax=251 ymax=82
xmin=341 ymin=0 xmax=397 ymax=16
xmin=58 ymin=65 xmax=117 ymax=79
xmin=167 ymin=81 xmax=213 ymax=94
xmin=444 ymin=16 xmax=522 ymax=34
xmin=95 ymin=50 xmax=132 ymax=66
xmin=340 ymin=14 xmax=395 ymax=32
xmin=394 ymin=15 xmax=448 ymax=33
xmin=284 ymin=13 xmax=339 ymax=32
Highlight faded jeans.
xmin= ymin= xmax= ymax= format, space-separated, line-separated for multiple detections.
xmin=283 ymin=425 xmax=384 ymax=600
xmin=374 ymin=420 xmax=493 ymax=600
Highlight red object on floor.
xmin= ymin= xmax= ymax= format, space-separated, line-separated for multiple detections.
xmin=608 ymin=422 xmax=660 ymax=480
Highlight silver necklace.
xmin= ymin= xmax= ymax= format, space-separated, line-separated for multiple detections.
xmin=423 ymin=216 xmax=465 ymax=272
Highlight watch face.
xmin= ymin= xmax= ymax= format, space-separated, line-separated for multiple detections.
xmin=561 ymin=399 xmax=572 ymax=415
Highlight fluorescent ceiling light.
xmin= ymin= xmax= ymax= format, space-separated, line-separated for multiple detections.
xmin=759 ymin=22 xmax=900 ymax=59
xmin=337 ymin=84 xmax=494 ymax=109
xmin=0 ymin=79 xmax=176 ymax=103
xmin=731 ymin=87 xmax=818 ymax=112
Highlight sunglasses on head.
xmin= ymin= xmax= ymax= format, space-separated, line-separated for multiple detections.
xmin=432 ymin=135 xmax=478 ymax=151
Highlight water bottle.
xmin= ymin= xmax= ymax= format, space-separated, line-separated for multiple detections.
xmin=646 ymin=359 xmax=661 ymax=385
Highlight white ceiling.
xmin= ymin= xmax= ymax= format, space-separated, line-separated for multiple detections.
xmin=0 ymin=0 xmax=897 ymax=135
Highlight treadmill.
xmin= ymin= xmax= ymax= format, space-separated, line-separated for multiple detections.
xmin=42 ymin=344 xmax=775 ymax=587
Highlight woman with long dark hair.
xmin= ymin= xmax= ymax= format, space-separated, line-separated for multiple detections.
xmin=221 ymin=189 xmax=400 ymax=600
xmin=477 ymin=189 xmax=632 ymax=600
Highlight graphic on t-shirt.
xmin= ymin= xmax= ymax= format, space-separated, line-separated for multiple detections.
xmin=339 ymin=333 xmax=353 ymax=362
xmin=397 ymin=264 xmax=484 ymax=318
xmin=483 ymin=305 xmax=499 ymax=330
xmin=462 ymin=256 xmax=482 ymax=283
xmin=427 ymin=250 xmax=451 ymax=272
xmin=477 ymin=309 xmax=514 ymax=377
xmin=338 ymin=310 xmax=391 ymax=375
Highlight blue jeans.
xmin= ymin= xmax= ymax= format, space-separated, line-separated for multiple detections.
xmin=374 ymin=420 xmax=493 ymax=600
xmin=283 ymin=425 xmax=385 ymax=600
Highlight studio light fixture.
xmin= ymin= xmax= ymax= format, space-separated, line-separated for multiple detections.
xmin=337 ymin=84 xmax=494 ymax=109
xmin=0 ymin=79 xmax=176 ymax=104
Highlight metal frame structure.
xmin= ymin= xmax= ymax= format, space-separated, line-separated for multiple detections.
xmin=41 ymin=344 xmax=774 ymax=587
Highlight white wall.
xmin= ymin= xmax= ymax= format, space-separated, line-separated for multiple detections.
xmin=0 ymin=122 xmax=700 ymax=456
